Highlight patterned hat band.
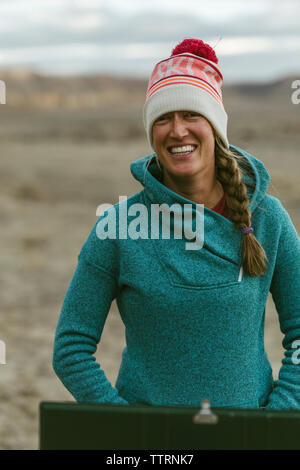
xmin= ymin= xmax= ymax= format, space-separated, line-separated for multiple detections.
xmin=146 ymin=54 xmax=223 ymax=104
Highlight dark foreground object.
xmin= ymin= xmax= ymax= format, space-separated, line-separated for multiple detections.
xmin=39 ymin=401 xmax=300 ymax=450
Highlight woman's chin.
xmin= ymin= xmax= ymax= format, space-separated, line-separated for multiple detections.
xmin=165 ymin=164 xmax=199 ymax=178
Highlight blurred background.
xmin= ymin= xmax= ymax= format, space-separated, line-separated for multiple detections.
xmin=0 ymin=0 xmax=299 ymax=449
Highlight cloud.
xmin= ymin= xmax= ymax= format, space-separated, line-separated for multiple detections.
xmin=0 ymin=1 xmax=299 ymax=46
xmin=0 ymin=0 xmax=299 ymax=81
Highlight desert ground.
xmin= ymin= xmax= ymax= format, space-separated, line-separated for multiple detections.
xmin=0 ymin=71 xmax=299 ymax=449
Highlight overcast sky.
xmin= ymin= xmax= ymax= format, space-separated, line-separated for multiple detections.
xmin=0 ymin=0 xmax=299 ymax=83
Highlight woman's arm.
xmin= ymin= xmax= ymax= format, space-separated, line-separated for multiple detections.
xmin=52 ymin=216 xmax=129 ymax=405
xmin=266 ymin=204 xmax=300 ymax=409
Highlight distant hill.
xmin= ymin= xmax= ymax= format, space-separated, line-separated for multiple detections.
xmin=226 ymin=76 xmax=300 ymax=100
xmin=0 ymin=68 xmax=147 ymax=109
xmin=0 ymin=68 xmax=298 ymax=109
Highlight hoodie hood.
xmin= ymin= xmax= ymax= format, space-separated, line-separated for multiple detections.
xmin=130 ymin=144 xmax=270 ymax=215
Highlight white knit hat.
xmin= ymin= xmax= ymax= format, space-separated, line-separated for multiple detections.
xmin=143 ymin=39 xmax=229 ymax=149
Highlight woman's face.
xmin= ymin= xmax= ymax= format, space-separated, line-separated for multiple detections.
xmin=152 ymin=110 xmax=215 ymax=179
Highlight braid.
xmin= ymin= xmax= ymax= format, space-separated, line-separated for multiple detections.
xmin=214 ymin=136 xmax=269 ymax=277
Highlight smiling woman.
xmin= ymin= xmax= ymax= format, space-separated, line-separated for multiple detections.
xmin=144 ymin=38 xmax=268 ymax=277
xmin=53 ymin=38 xmax=300 ymax=412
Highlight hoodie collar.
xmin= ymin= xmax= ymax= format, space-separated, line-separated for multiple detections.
xmin=130 ymin=144 xmax=270 ymax=214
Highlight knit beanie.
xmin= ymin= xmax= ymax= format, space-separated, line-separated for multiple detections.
xmin=143 ymin=38 xmax=229 ymax=149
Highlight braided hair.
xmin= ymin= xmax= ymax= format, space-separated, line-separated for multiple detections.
xmin=214 ymin=135 xmax=269 ymax=277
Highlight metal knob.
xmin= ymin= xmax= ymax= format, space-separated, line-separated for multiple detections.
xmin=193 ymin=398 xmax=218 ymax=425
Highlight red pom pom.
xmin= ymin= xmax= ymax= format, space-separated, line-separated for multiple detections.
xmin=171 ymin=38 xmax=218 ymax=64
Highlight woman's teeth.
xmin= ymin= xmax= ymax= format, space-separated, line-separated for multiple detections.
xmin=169 ymin=145 xmax=196 ymax=155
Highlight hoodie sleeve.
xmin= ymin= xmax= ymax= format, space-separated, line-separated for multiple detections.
xmin=266 ymin=203 xmax=300 ymax=410
xmin=52 ymin=211 xmax=129 ymax=405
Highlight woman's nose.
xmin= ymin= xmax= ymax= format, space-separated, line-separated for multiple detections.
xmin=169 ymin=115 xmax=189 ymax=139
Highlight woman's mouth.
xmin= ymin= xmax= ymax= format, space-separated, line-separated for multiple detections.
xmin=167 ymin=144 xmax=197 ymax=159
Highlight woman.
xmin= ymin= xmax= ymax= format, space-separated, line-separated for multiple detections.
xmin=52 ymin=39 xmax=300 ymax=409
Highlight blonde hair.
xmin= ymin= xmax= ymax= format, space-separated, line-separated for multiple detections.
xmin=214 ymin=135 xmax=269 ymax=277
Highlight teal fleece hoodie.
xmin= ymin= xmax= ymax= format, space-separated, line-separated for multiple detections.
xmin=52 ymin=145 xmax=300 ymax=409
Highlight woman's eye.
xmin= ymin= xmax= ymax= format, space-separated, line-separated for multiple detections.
xmin=155 ymin=115 xmax=170 ymax=123
xmin=185 ymin=112 xmax=200 ymax=118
